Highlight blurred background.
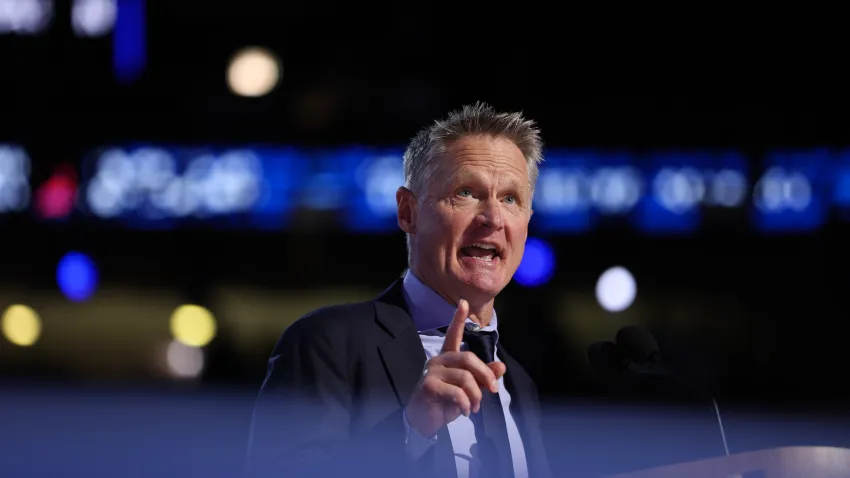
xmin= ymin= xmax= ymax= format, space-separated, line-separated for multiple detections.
xmin=2 ymin=1 xmax=850 ymax=476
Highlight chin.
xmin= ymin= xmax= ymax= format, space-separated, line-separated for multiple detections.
xmin=457 ymin=273 xmax=509 ymax=300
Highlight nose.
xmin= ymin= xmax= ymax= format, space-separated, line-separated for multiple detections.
xmin=476 ymin=199 xmax=504 ymax=231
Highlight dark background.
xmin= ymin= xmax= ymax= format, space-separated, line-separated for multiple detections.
xmin=1 ymin=2 xmax=849 ymax=477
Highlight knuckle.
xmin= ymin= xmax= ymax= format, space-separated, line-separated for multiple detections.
xmin=422 ymin=374 xmax=440 ymax=391
xmin=425 ymin=358 xmax=446 ymax=373
xmin=472 ymin=387 xmax=483 ymax=401
xmin=455 ymin=388 xmax=468 ymax=403
xmin=461 ymin=351 xmax=481 ymax=367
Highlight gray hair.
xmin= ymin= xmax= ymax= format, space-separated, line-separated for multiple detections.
xmin=402 ymin=101 xmax=544 ymax=195
xmin=401 ymin=102 xmax=543 ymax=262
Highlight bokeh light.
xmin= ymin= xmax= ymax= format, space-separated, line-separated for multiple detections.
xmin=595 ymin=266 xmax=637 ymax=312
xmin=57 ymin=252 xmax=99 ymax=302
xmin=169 ymin=304 xmax=217 ymax=347
xmin=1 ymin=304 xmax=42 ymax=346
xmin=166 ymin=339 xmax=205 ymax=379
xmin=226 ymin=46 xmax=280 ymax=98
xmin=71 ymin=0 xmax=116 ymax=37
xmin=514 ymin=237 xmax=556 ymax=287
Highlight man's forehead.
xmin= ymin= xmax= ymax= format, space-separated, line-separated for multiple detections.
xmin=432 ymin=162 xmax=530 ymax=192
xmin=451 ymin=167 xmax=524 ymax=182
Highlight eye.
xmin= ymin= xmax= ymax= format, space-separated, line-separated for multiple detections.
xmin=504 ymin=195 xmax=517 ymax=205
xmin=457 ymin=188 xmax=473 ymax=198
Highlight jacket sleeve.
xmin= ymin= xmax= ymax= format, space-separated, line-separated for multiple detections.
xmin=243 ymin=310 xmax=431 ymax=478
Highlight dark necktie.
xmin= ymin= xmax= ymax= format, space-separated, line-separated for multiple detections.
xmin=442 ymin=326 xmax=515 ymax=478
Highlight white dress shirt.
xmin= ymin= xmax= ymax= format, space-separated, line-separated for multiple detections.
xmin=401 ymin=270 xmax=529 ymax=478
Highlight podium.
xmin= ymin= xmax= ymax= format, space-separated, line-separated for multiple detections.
xmin=606 ymin=446 xmax=850 ymax=478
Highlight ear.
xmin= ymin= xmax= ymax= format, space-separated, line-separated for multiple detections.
xmin=396 ymin=186 xmax=417 ymax=234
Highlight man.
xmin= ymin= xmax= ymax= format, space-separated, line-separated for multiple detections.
xmin=245 ymin=102 xmax=552 ymax=478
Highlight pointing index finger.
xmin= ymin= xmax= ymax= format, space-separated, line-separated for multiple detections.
xmin=441 ymin=299 xmax=468 ymax=353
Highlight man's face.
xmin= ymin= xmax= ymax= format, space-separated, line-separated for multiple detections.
xmin=400 ymin=135 xmax=533 ymax=304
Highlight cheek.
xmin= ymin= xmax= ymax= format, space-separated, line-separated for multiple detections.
xmin=507 ymin=218 xmax=530 ymax=255
xmin=421 ymin=209 xmax=460 ymax=242
xmin=436 ymin=208 xmax=468 ymax=234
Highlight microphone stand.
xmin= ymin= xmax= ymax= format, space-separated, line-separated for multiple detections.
xmin=626 ymin=362 xmax=730 ymax=457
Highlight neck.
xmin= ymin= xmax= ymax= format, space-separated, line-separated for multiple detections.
xmin=409 ymin=266 xmax=495 ymax=327
xmin=466 ymin=302 xmax=495 ymax=327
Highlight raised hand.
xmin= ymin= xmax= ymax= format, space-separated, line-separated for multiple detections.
xmin=405 ymin=299 xmax=507 ymax=438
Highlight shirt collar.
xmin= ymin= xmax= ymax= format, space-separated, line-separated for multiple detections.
xmin=402 ymin=269 xmax=498 ymax=333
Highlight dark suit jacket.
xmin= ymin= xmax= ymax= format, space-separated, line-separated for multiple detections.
xmin=245 ymin=279 xmax=552 ymax=478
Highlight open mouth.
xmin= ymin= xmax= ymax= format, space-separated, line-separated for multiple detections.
xmin=460 ymin=243 xmax=501 ymax=262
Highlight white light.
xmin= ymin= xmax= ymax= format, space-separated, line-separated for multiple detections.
xmin=98 ymin=149 xmax=136 ymax=186
xmin=708 ymin=169 xmax=747 ymax=207
xmin=150 ymin=177 xmax=188 ymax=216
xmin=84 ymin=148 xmax=264 ymax=219
xmin=71 ymin=0 xmax=115 ymax=37
xmin=182 ymin=150 xmax=263 ymax=216
xmin=590 ymin=167 xmax=642 ymax=214
xmin=784 ymin=173 xmax=812 ymax=211
xmin=653 ymin=168 xmax=703 ymax=214
xmin=86 ymin=176 xmax=124 ymax=217
xmin=0 ymin=0 xmax=53 ymax=35
xmin=227 ymin=47 xmax=281 ymax=98
xmin=356 ymin=156 xmax=404 ymax=215
xmin=0 ymin=144 xmax=31 ymax=212
xmin=205 ymin=151 xmax=262 ymax=212
xmin=133 ymin=148 xmax=177 ymax=191
xmin=166 ymin=340 xmax=204 ymax=379
xmin=755 ymin=169 xmax=784 ymax=211
xmin=754 ymin=167 xmax=812 ymax=212
xmin=537 ymin=169 xmax=589 ymax=212
xmin=595 ymin=266 xmax=637 ymax=313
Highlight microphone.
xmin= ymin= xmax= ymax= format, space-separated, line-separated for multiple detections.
xmin=588 ymin=326 xmax=731 ymax=456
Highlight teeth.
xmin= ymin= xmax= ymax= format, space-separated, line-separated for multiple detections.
xmin=472 ymin=243 xmax=495 ymax=250
xmin=471 ymin=255 xmax=493 ymax=262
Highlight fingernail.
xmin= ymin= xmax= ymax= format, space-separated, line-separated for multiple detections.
xmin=491 ymin=380 xmax=498 ymax=393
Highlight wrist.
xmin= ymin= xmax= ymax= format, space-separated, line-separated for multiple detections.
xmin=404 ymin=406 xmax=438 ymax=440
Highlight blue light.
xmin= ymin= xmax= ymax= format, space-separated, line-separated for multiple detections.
xmin=57 ymin=252 xmax=99 ymax=302
xmin=323 ymin=147 xmax=405 ymax=232
xmin=634 ymin=153 xmax=705 ymax=235
xmin=113 ymin=0 xmax=146 ymax=83
xmin=514 ymin=238 xmax=555 ymax=287
xmin=752 ymin=150 xmax=830 ymax=233
xmin=834 ymin=169 xmax=850 ymax=207
xmin=532 ymin=150 xmax=639 ymax=234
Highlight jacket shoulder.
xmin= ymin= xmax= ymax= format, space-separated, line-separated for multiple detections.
xmin=273 ymin=300 xmax=379 ymax=354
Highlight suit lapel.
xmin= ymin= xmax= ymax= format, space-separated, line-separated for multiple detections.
xmin=374 ymin=279 xmax=459 ymax=478
xmin=498 ymin=346 xmax=538 ymax=477
xmin=374 ymin=279 xmax=425 ymax=406
xmin=498 ymin=347 xmax=527 ymax=416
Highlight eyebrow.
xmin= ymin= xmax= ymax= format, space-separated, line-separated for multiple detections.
xmin=502 ymin=177 xmax=527 ymax=193
xmin=452 ymin=170 xmax=528 ymax=193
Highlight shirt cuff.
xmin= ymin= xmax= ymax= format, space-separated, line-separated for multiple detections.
xmin=403 ymin=407 xmax=438 ymax=460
